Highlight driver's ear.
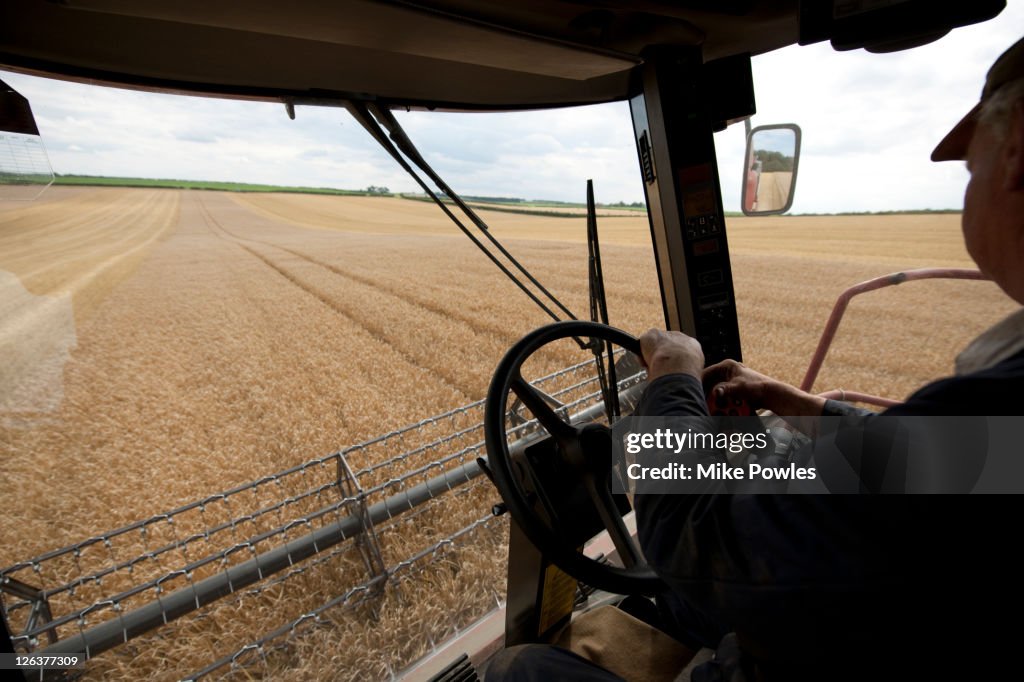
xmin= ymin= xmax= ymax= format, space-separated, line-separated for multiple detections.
xmin=1002 ymin=100 xmax=1024 ymax=191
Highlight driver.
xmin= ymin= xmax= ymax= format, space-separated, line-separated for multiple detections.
xmin=488 ymin=35 xmax=1024 ymax=682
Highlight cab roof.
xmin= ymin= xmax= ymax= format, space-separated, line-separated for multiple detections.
xmin=0 ymin=1 xmax=1005 ymax=111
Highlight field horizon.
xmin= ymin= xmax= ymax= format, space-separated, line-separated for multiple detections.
xmin=44 ymin=175 xmax=963 ymax=216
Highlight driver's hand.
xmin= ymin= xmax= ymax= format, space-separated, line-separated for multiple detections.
xmin=703 ymin=359 xmax=826 ymax=418
xmin=639 ymin=329 xmax=704 ymax=382
xmin=702 ymin=359 xmax=776 ymax=411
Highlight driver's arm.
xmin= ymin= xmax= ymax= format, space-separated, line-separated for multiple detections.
xmin=638 ymin=329 xmax=841 ymax=435
xmin=631 ymin=329 xmax=915 ymax=667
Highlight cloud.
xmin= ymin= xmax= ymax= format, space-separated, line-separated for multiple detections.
xmin=1 ymin=1 xmax=1020 ymax=212
xmin=393 ymin=102 xmax=640 ymax=202
xmin=174 ymin=131 xmax=218 ymax=144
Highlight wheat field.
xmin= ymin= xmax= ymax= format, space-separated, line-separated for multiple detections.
xmin=0 ymin=187 xmax=1016 ymax=679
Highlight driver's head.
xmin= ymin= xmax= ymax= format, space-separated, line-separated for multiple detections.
xmin=932 ymin=36 xmax=1024 ymax=303
xmin=931 ymin=37 xmax=1024 ymax=162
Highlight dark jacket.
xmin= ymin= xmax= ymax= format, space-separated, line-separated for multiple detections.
xmin=633 ymin=348 xmax=1024 ymax=678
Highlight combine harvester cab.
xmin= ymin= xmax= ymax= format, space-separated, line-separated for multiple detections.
xmin=0 ymin=2 xmax=1014 ymax=681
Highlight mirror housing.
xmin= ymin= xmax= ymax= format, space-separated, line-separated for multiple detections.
xmin=741 ymin=123 xmax=801 ymax=216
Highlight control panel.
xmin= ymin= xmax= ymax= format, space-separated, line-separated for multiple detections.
xmin=629 ymin=48 xmax=746 ymax=365
xmin=678 ymin=165 xmax=741 ymax=363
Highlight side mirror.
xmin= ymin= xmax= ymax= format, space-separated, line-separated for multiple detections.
xmin=1 ymin=79 xmax=54 ymax=200
xmin=741 ymin=124 xmax=801 ymax=216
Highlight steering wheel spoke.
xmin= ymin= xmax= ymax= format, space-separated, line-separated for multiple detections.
xmin=510 ymin=374 xmax=575 ymax=440
xmin=583 ymin=477 xmax=642 ymax=569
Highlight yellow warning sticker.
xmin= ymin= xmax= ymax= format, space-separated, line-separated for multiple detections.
xmin=538 ymin=562 xmax=577 ymax=636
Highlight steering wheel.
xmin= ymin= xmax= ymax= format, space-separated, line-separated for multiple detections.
xmin=484 ymin=321 xmax=667 ymax=595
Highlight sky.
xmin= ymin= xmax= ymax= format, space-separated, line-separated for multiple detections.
xmin=1 ymin=2 xmax=1021 ymax=214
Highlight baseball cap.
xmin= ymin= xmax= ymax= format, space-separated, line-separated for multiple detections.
xmin=931 ymin=36 xmax=1024 ymax=161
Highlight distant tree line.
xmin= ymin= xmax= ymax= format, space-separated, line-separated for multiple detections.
xmin=462 ymin=195 xmax=526 ymax=203
xmin=754 ymin=150 xmax=794 ymax=172
xmin=0 ymin=172 xmax=51 ymax=184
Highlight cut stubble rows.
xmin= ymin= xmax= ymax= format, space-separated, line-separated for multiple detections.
xmin=0 ymin=188 xmax=1015 ymax=679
